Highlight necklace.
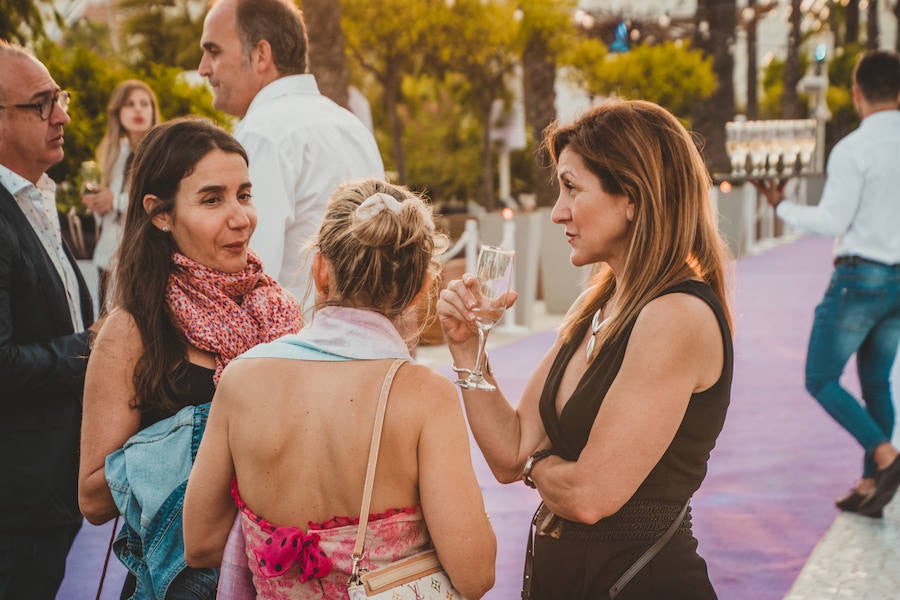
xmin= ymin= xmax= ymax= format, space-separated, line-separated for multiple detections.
xmin=585 ymin=307 xmax=610 ymax=360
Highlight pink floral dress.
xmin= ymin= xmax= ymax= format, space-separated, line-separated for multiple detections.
xmin=232 ymin=483 xmax=431 ymax=599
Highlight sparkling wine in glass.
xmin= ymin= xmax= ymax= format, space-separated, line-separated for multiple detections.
xmin=455 ymin=245 xmax=515 ymax=391
xmin=80 ymin=160 xmax=101 ymax=195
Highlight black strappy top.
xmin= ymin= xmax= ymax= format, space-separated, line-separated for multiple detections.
xmin=139 ymin=362 xmax=216 ymax=430
xmin=538 ymin=280 xmax=733 ymax=503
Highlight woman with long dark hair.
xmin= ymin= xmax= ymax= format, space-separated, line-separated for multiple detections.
xmin=78 ymin=118 xmax=302 ymax=599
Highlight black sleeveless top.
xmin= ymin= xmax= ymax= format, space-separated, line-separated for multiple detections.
xmin=139 ymin=362 xmax=216 ymax=430
xmin=538 ymin=280 xmax=733 ymax=504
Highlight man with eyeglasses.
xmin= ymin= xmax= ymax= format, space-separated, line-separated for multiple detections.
xmin=0 ymin=41 xmax=94 ymax=598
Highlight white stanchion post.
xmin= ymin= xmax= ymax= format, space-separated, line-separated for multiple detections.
xmin=464 ymin=218 xmax=478 ymax=275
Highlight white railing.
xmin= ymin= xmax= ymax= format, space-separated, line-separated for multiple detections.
xmin=437 ymin=218 xmax=478 ymax=275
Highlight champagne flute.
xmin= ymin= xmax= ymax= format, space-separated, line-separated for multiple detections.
xmin=725 ymin=121 xmax=748 ymax=176
xmin=80 ymin=160 xmax=101 ymax=194
xmin=455 ymin=245 xmax=515 ymax=391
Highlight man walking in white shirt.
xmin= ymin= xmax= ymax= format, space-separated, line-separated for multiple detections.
xmin=755 ymin=50 xmax=900 ymax=519
xmin=199 ymin=0 xmax=385 ymax=311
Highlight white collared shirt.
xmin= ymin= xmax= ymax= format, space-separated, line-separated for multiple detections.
xmin=234 ymin=74 xmax=385 ymax=312
xmin=777 ymin=110 xmax=900 ymax=264
xmin=0 ymin=165 xmax=84 ymax=330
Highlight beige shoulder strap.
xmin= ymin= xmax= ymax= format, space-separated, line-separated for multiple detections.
xmin=351 ymin=359 xmax=407 ymax=562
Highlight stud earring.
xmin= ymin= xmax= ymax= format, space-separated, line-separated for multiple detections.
xmin=162 ymin=224 xmax=170 ymax=232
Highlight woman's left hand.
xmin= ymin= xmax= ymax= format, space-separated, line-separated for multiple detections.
xmin=437 ymin=274 xmax=518 ymax=346
xmin=83 ymin=188 xmax=115 ymax=214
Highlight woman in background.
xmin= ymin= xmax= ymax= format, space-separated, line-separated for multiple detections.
xmin=82 ymin=79 xmax=160 ymax=310
xmin=79 ymin=118 xmax=302 ymax=599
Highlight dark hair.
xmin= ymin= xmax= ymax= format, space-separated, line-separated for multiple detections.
xmin=853 ymin=50 xmax=900 ymax=104
xmin=315 ymin=179 xmax=446 ymax=321
xmin=234 ymin=0 xmax=308 ymax=76
xmin=113 ymin=117 xmax=248 ymax=414
xmin=543 ymin=100 xmax=733 ymax=351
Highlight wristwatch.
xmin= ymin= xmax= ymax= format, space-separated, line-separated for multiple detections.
xmin=522 ymin=449 xmax=554 ymax=489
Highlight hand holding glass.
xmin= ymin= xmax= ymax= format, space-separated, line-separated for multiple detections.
xmin=455 ymin=245 xmax=515 ymax=391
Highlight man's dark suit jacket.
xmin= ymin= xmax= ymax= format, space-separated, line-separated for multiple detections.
xmin=0 ymin=182 xmax=94 ymax=533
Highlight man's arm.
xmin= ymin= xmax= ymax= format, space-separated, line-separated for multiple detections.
xmin=0 ymin=229 xmax=91 ymax=400
xmin=764 ymin=143 xmax=864 ymax=236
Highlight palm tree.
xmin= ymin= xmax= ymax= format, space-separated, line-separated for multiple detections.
xmin=866 ymin=0 xmax=879 ymax=49
xmin=519 ymin=0 xmax=575 ymax=208
xmin=846 ymin=0 xmax=860 ymax=44
xmin=302 ymin=0 xmax=349 ymax=108
xmin=895 ymin=1 xmax=900 ymax=52
xmin=782 ymin=0 xmax=802 ymax=118
xmin=691 ymin=0 xmax=737 ymax=173
xmin=522 ymin=39 xmax=558 ymax=208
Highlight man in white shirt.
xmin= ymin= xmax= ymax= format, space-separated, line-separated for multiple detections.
xmin=0 ymin=41 xmax=94 ymax=598
xmin=755 ymin=50 xmax=900 ymax=519
xmin=199 ymin=0 xmax=385 ymax=312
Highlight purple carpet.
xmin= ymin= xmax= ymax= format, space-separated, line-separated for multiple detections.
xmin=60 ymin=236 xmax=861 ymax=599
xmin=472 ymin=235 xmax=859 ymax=599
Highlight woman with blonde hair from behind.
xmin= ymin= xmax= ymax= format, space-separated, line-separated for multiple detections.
xmin=184 ymin=179 xmax=496 ymax=599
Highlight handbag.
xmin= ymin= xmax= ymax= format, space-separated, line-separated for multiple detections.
xmin=346 ymin=359 xmax=464 ymax=600
xmin=521 ymin=500 xmax=689 ymax=600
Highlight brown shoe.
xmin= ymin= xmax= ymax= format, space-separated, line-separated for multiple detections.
xmin=835 ymin=489 xmax=882 ymax=518
xmin=857 ymin=456 xmax=900 ymax=517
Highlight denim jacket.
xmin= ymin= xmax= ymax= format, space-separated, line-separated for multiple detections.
xmin=105 ymin=403 xmax=218 ymax=599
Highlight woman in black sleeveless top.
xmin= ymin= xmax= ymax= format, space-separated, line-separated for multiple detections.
xmin=438 ymin=100 xmax=733 ymax=599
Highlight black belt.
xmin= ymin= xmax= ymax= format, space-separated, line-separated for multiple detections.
xmin=834 ymin=255 xmax=900 ymax=268
xmin=533 ymin=499 xmax=692 ymax=542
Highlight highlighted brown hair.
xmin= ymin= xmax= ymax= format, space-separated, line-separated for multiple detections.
xmin=544 ymin=100 xmax=733 ymax=352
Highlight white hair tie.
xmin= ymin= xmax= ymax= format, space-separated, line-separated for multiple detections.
xmin=356 ymin=193 xmax=402 ymax=221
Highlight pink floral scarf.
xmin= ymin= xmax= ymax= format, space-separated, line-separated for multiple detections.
xmin=165 ymin=251 xmax=302 ymax=383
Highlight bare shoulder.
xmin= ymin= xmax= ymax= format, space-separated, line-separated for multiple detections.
xmin=215 ymin=356 xmax=275 ymax=400
xmin=92 ymin=308 xmax=142 ymax=356
xmin=631 ymin=290 xmax=722 ymax=353
xmin=393 ymin=362 xmax=459 ymax=411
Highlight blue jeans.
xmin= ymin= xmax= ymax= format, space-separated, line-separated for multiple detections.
xmin=805 ymin=260 xmax=900 ymax=478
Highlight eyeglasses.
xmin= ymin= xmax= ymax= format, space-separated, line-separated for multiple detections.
xmin=0 ymin=90 xmax=71 ymax=121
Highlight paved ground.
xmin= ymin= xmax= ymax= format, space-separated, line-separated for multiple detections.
xmin=59 ymin=235 xmax=900 ymax=599
xmin=784 ymin=500 xmax=900 ymax=599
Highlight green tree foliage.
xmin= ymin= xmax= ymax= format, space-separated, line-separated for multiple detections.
xmin=567 ymin=41 xmax=715 ymax=120
xmin=34 ymin=41 xmax=227 ymax=212
xmin=342 ymin=0 xmax=444 ymax=184
xmin=759 ymin=55 xmax=809 ymax=118
xmin=399 ymin=74 xmax=483 ymax=205
xmin=117 ymin=0 xmax=204 ymax=71
xmin=825 ymin=44 xmax=861 ymax=147
xmin=0 ymin=0 xmax=46 ymax=43
xmin=435 ymin=0 xmax=523 ymax=209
